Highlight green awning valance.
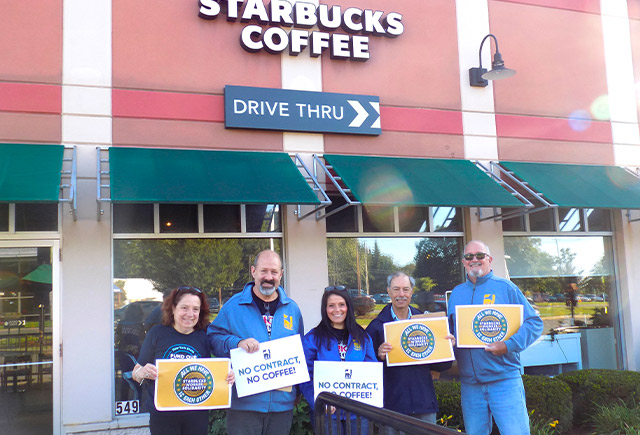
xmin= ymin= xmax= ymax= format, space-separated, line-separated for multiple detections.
xmin=501 ymin=161 xmax=640 ymax=209
xmin=323 ymin=154 xmax=523 ymax=207
xmin=109 ymin=147 xmax=320 ymax=204
xmin=0 ymin=144 xmax=64 ymax=202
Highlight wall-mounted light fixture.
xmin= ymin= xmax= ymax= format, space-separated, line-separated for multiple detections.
xmin=469 ymin=34 xmax=516 ymax=87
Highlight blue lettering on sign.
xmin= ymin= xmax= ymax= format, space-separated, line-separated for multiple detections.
xmin=225 ymin=85 xmax=381 ymax=136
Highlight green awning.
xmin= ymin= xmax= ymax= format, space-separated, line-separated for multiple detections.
xmin=323 ymin=154 xmax=523 ymax=207
xmin=109 ymin=147 xmax=320 ymax=204
xmin=22 ymin=264 xmax=52 ymax=285
xmin=501 ymin=161 xmax=640 ymax=209
xmin=0 ymin=144 xmax=64 ymax=202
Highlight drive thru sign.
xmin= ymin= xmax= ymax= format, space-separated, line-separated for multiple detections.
xmin=224 ymin=85 xmax=381 ymax=136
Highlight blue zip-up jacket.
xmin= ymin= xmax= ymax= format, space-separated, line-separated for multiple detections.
xmin=365 ymin=305 xmax=452 ymax=416
xmin=208 ymin=282 xmax=304 ymax=413
xmin=299 ymin=327 xmax=377 ymax=413
xmin=447 ymin=271 xmax=543 ymax=384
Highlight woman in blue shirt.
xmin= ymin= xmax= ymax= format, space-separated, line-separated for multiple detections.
xmin=301 ymin=287 xmax=377 ymax=434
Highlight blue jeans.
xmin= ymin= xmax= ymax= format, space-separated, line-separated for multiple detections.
xmin=460 ymin=377 xmax=530 ymax=435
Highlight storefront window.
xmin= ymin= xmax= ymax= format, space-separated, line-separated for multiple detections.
xmin=112 ymin=203 xmax=282 ymax=416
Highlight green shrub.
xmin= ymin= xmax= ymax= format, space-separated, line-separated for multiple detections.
xmin=557 ymin=369 xmax=640 ymax=425
xmin=523 ymin=374 xmax=573 ymax=434
xmin=590 ymin=400 xmax=640 ymax=435
xmin=290 ymin=397 xmax=313 ymax=435
xmin=434 ymin=379 xmax=464 ymax=430
xmin=208 ymin=409 xmax=227 ymax=435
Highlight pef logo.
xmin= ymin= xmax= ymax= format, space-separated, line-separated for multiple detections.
xmin=400 ymin=323 xmax=435 ymax=360
xmin=472 ymin=309 xmax=508 ymax=344
xmin=173 ymin=363 xmax=214 ymax=406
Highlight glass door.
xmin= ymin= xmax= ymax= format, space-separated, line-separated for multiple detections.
xmin=0 ymin=242 xmax=59 ymax=434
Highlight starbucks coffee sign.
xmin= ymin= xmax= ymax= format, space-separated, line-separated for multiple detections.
xmin=198 ymin=0 xmax=404 ymax=61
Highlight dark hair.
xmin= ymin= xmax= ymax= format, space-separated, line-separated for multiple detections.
xmin=313 ymin=289 xmax=366 ymax=350
xmin=161 ymin=287 xmax=210 ymax=331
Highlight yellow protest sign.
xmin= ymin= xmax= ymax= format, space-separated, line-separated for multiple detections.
xmin=154 ymin=358 xmax=232 ymax=411
xmin=383 ymin=317 xmax=454 ymax=367
xmin=455 ymin=304 xmax=523 ymax=348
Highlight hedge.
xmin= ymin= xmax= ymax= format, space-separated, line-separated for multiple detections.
xmin=557 ymin=369 xmax=640 ymax=426
xmin=522 ymin=374 xmax=573 ymax=434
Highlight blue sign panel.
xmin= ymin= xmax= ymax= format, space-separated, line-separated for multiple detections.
xmin=224 ymin=85 xmax=381 ymax=136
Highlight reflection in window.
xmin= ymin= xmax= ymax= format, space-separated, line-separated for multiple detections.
xmin=398 ymin=206 xmax=429 ymax=232
xmin=504 ymin=236 xmax=616 ymax=335
xmin=327 ymin=237 xmax=463 ymax=310
xmin=159 ymin=204 xmax=198 ymax=233
xmin=113 ymin=238 xmax=282 ymax=412
xmin=246 ymin=204 xmax=281 ymax=232
xmin=362 ymin=206 xmax=394 ymax=232
xmin=433 ymin=207 xmax=462 ymax=232
xmin=558 ymin=208 xmax=583 ymax=232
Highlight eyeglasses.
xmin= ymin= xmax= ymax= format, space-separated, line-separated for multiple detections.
xmin=177 ymin=286 xmax=202 ymax=294
xmin=463 ymin=253 xmax=488 ymax=261
xmin=325 ymin=285 xmax=346 ymax=292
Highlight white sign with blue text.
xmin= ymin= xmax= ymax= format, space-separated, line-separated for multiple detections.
xmin=224 ymin=85 xmax=381 ymax=135
xmin=313 ymin=361 xmax=384 ymax=407
xmin=230 ymin=334 xmax=309 ymax=398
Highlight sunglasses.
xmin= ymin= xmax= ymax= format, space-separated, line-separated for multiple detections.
xmin=177 ymin=286 xmax=202 ymax=294
xmin=463 ymin=253 xmax=488 ymax=261
xmin=325 ymin=285 xmax=347 ymax=292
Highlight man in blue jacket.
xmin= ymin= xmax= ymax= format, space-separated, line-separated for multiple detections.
xmin=448 ymin=240 xmax=543 ymax=435
xmin=208 ymin=250 xmax=304 ymax=435
xmin=365 ymin=272 xmax=452 ymax=431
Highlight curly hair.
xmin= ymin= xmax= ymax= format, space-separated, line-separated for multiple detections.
xmin=161 ymin=287 xmax=210 ymax=331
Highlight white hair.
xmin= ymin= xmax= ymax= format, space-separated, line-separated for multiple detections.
xmin=465 ymin=240 xmax=491 ymax=255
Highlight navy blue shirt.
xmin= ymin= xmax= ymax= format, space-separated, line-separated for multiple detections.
xmin=138 ymin=324 xmax=211 ymax=412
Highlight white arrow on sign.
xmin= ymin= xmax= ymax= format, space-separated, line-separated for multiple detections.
xmin=348 ymin=100 xmax=369 ymax=128
xmin=370 ymin=102 xmax=380 ymax=129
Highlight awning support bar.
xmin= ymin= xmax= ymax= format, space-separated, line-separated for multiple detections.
xmin=311 ymin=154 xmax=360 ymax=221
xmin=474 ymin=161 xmax=554 ymax=221
xmin=96 ymin=147 xmax=111 ymax=221
xmin=293 ymin=154 xmax=332 ymax=221
xmin=59 ymin=146 xmax=78 ymax=221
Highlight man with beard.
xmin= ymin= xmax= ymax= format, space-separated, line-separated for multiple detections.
xmin=447 ymin=240 xmax=542 ymax=435
xmin=208 ymin=250 xmax=304 ymax=435
xmin=366 ymin=272 xmax=451 ymax=433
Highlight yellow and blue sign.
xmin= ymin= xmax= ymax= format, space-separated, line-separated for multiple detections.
xmin=224 ymin=85 xmax=381 ymax=135
xmin=154 ymin=358 xmax=231 ymax=410
xmin=383 ymin=317 xmax=454 ymax=366
xmin=455 ymin=304 xmax=523 ymax=348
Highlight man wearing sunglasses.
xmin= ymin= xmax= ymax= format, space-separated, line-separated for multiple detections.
xmin=208 ymin=250 xmax=304 ymax=435
xmin=447 ymin=240 xmax=542 ymax=435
